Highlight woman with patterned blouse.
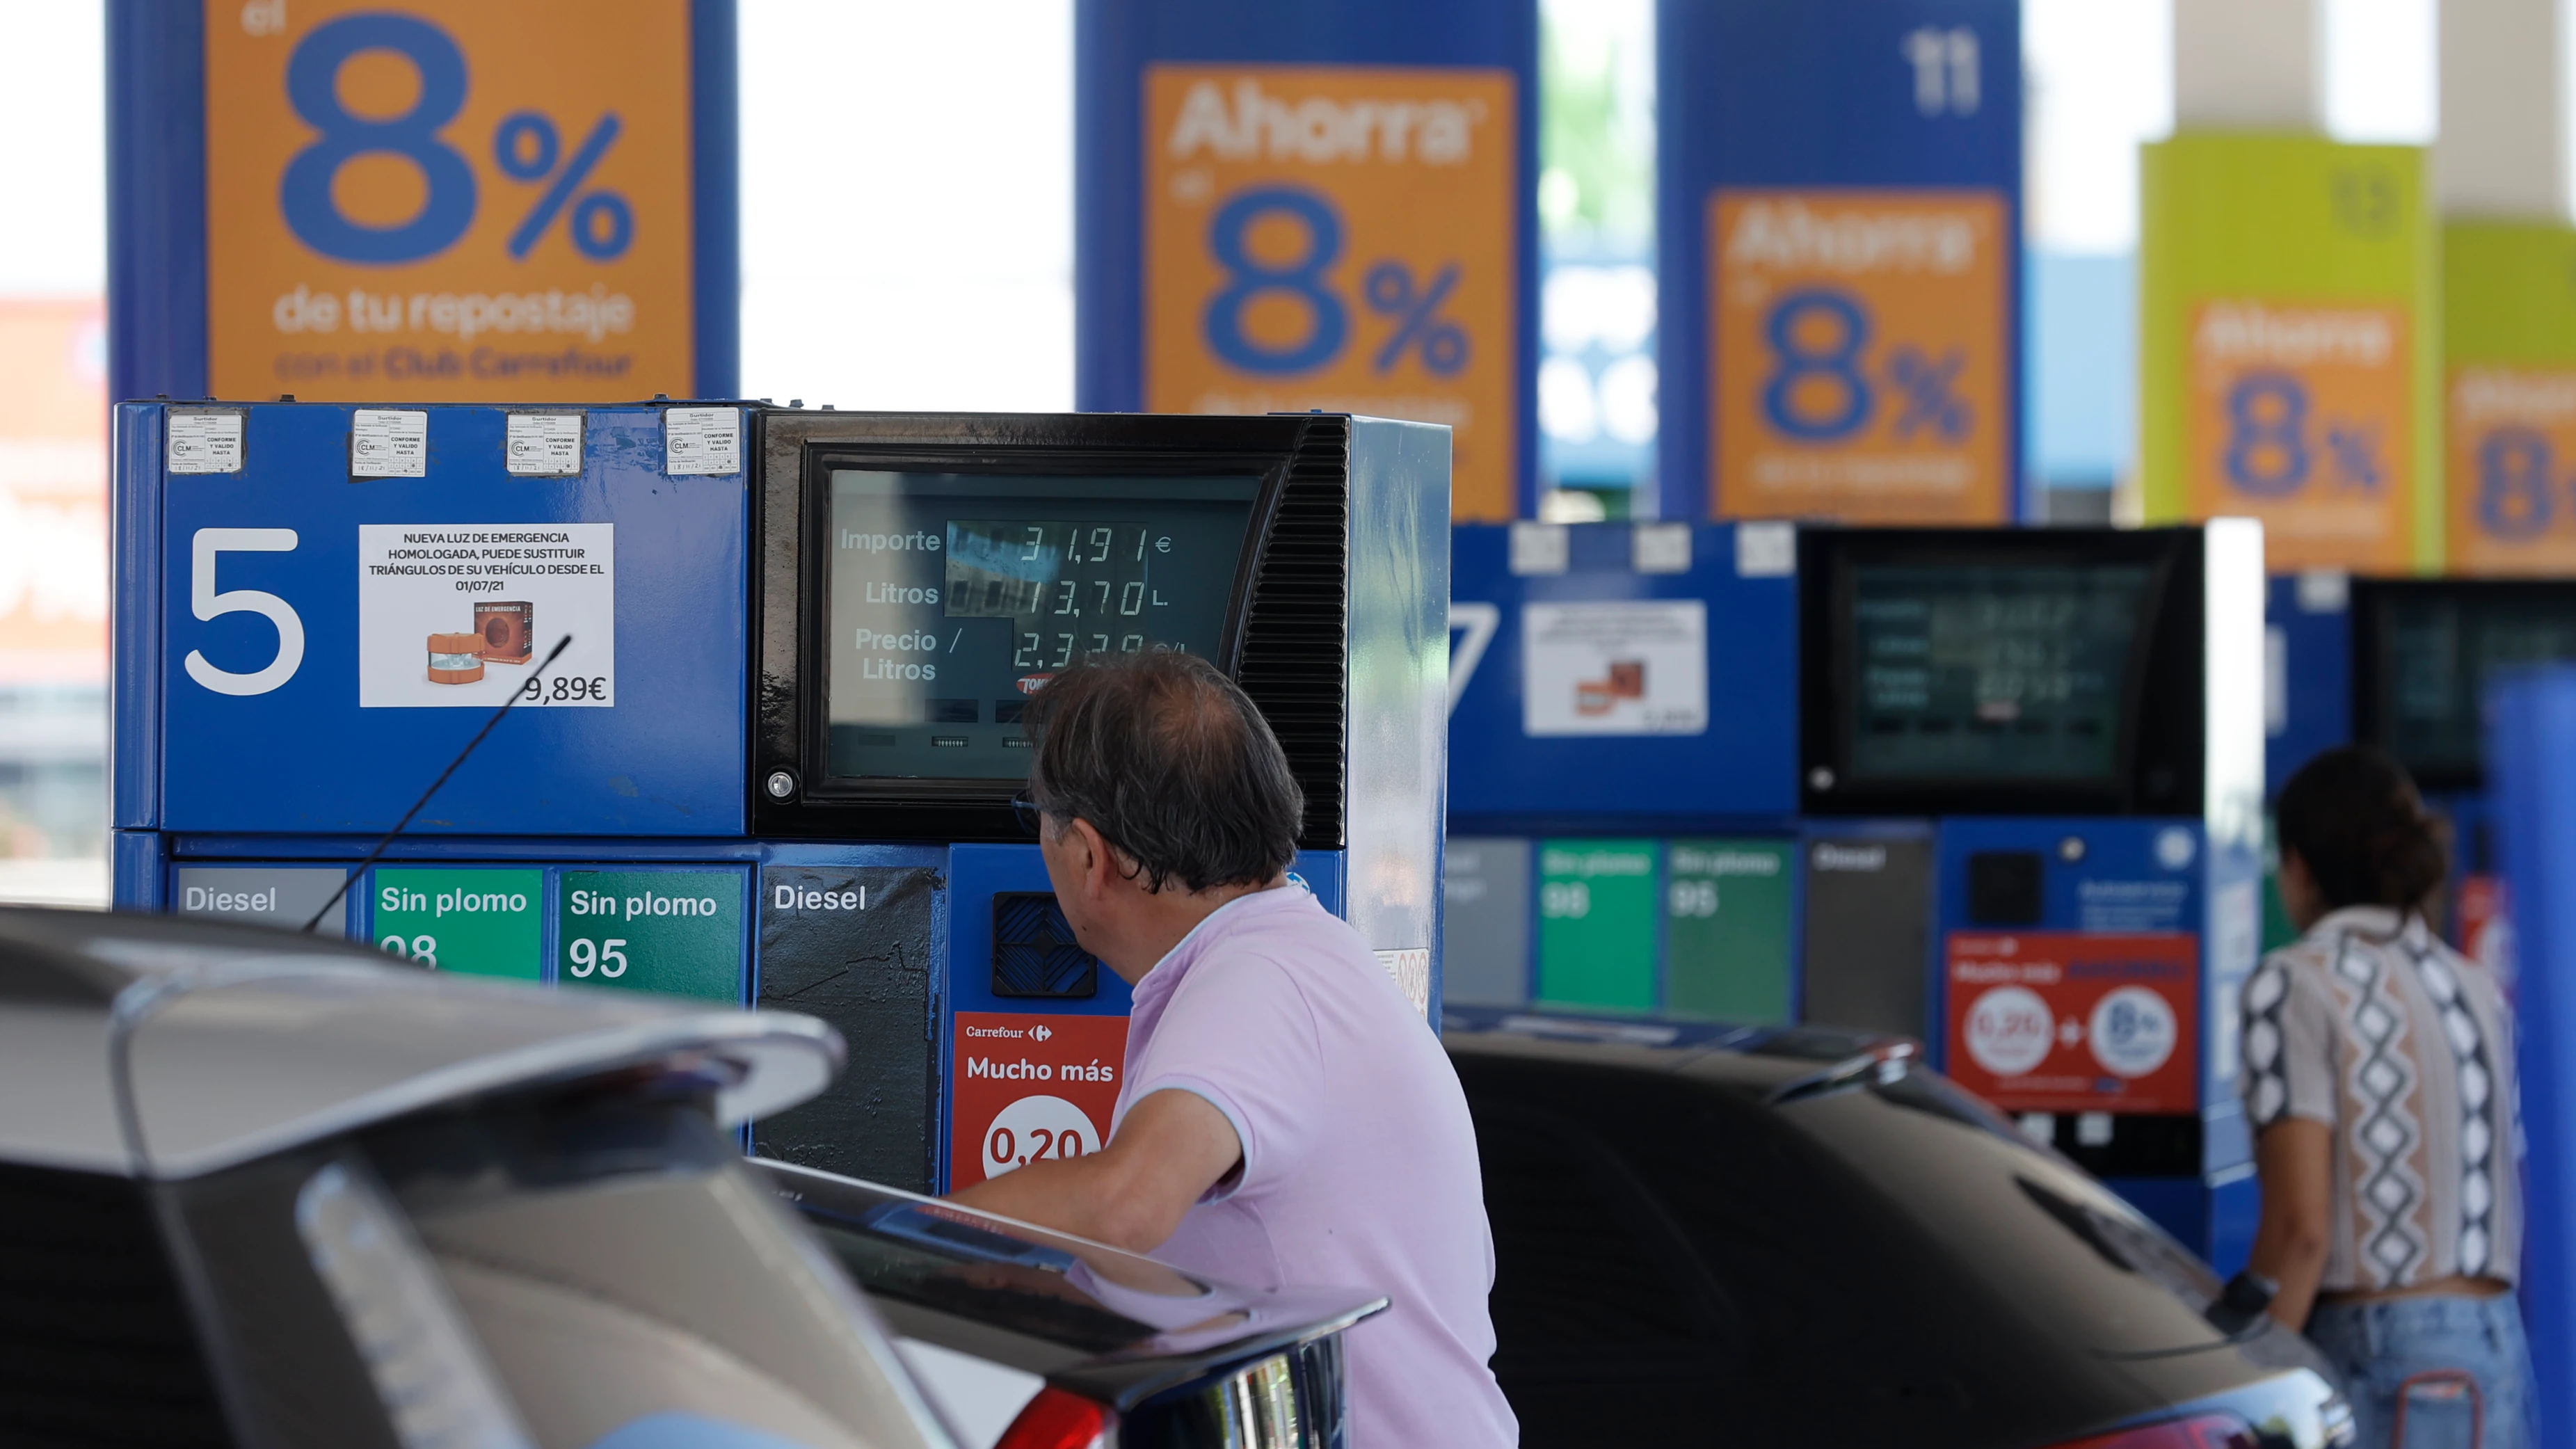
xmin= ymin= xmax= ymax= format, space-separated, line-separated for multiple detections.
xmin=2243 ymin=745 xmax=2529 ymax=1447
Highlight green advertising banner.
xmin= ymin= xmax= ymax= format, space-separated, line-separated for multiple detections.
xmin=2139 ymin=133 xmax=2440 ymax=574
xmin=1537 ymin=839 xmax=1660 ymax=1011
xmin=2442 ymin=221 xmax=2576 ymax=574
xmin=1663 ymin=838 xmax=1793 ymax=1023
xmin=369 ymin=868 xmax=542 ymax=981
xmin=558 ymin=869 xmax=746 ymax=1004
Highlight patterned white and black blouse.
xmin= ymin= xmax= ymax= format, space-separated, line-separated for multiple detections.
xmin=2240 ymin=905 xmax=2522 ymax=1291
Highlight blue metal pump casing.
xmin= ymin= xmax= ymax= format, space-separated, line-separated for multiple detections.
xmin=1439 ymin=521 xmax=1802 ymax=1019
xmin=1447 ymin=520 xmax=1799 ymax=832
xmin=113 ymin=401 xmax=1448 ymax=1194
xmin=2264 ymin=571 xmax=2352 ymax=796
xmin=2488 ymin=669 xmax=2576 ymax=1443
xmin=1794 ymin=522 xmax=2268 ymax=1269
xmin=1925 ymin=816 xmax=2262 ymax=1268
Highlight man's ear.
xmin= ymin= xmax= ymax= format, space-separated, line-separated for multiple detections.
xmin=1066 ymin=817 xmax=1116 ymax=897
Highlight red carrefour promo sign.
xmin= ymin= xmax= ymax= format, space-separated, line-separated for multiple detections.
xmin=949 ymin=1012 xmax=1131 ymax=1191
xmin=1945 ymin=931 xmax=2199 ymax=1115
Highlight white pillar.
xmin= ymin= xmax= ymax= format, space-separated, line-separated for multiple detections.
xmin=2439 ymin=0 xmax=2568 ymax=217
xmin=2174 ymin=0 xmax=2326 ymax=130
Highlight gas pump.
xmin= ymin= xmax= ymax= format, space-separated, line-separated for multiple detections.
xmin=2268 ymin=575 xmax=2576 ymax=962
xmin=1796 ymin=523 xmax=2266 ymax=1266
xmin=112 ymin=401 xmax=1448 ymax=1193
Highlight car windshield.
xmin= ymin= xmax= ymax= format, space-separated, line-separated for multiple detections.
xmin=1454 ymin=1036 xmax=2307 ymax=1449
xmin=355 ymin=1078 xmax=951 ymax=1449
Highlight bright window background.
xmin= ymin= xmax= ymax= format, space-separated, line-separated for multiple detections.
xmin=2019 ymin=0 xmax=2445 ymax=508
xmin=0 ymin=0 xmax=109 ymax=902
xmin=737 ymin=0 xmax=1074 ymax=410
xmin=1535 ymin=0 xmax=1657 ymax=518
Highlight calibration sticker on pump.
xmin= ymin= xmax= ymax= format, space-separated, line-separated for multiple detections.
xmin=1710 ymin=189 xmax=2010 ymax=524
xmin=1521 ymin=600 xmax=1706 ymax=736
xmin=1144 ymin=65 xmax=1519 ymax=520
xmin=950 ymin=1012 xmax=1131 ymax=1192
xmin=1944 ymin=931 xmax=2199 ymax=1115
xmin=355 ymin=522 xmax=614 ymax=707
xmin=2445 ymin=367 xmax=2576 ymax=574
xmin=2186 ymin=298 xmax=2414 ymax=573
xmin=200 ymin=0 xmax=697 ymax=401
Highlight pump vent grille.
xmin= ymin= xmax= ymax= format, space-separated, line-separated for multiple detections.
xmin=1236 ymin=417 xmax=1350 ymax=850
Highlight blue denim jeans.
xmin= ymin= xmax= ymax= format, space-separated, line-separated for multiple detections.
xmin=2305 ymin=1294 xmax=2534 ymax=1449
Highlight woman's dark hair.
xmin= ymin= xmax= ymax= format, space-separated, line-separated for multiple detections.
xmin=2273 ymin=744 xmax=2447 ymax=914
xmin=1023 ymin=651 xmax=1303 ymax=893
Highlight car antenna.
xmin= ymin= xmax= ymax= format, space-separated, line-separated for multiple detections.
xmin=301 ymin=634 xmax=573 ymax=933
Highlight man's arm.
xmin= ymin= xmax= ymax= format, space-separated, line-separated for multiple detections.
xmin=946 ymin=1088 xmax=1242 ymax=1254
xmin=2247 ymin=1117 xmax=2334 ymax=1328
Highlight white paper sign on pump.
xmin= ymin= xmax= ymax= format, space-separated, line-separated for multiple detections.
xmin=1521 ymin=600 xmax=1709 ymax=737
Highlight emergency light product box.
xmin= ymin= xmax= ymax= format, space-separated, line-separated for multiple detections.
xmin=115 ymin=402 xmax=1450 ymax=1198
xmin=474 ymin=600 xmax=535 ymax=663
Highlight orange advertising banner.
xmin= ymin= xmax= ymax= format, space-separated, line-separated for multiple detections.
xmin=2184 ymin=299 xmax=2414 ymax=573
xmin=203 ymin=0 xmax=695 ymax=402
xmin=1710 ymin=189 xmax=2010 ymax=523
xmin=2446 ymin=367 xmax=2576 ymax=574
xmin=1144 ymin=66 xmax=1518 ymax=520
xmin=0 ymin=301 xmax=107 ymax=685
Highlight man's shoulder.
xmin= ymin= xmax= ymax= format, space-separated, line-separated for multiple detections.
xmin=1175 ymin=895 xmax=1384 ymax=1001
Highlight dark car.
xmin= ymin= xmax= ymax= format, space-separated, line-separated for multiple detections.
xmin=1446 ymin=1007 xmax=2356 ymax=1449
xmin=759 ymin=1160 xmax=1383 ymax=1449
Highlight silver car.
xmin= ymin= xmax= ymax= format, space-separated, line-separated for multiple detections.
xmin=0 ymin=905 xmax=954 ymax=1449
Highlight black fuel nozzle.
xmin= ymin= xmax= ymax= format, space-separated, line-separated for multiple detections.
xmin=2205 ymin=1269 xmax=2279 ymax=1336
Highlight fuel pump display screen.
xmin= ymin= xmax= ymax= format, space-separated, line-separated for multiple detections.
xmin=1845 ymin=563 xmax=2157 ymax=783
xmin=2369 ymin=589 xmax=2576 ymax=785
xmin=824 ymin=470 xmax=1259 ymax=781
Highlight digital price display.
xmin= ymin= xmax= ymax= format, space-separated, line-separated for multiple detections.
xmin=2368 ymin=589 xmax=2576 ymax=785
xmin=826 ymin=471 xmax=1259 ymax=780
xmin=1845 ymin=563 xmax=2156 ymax=783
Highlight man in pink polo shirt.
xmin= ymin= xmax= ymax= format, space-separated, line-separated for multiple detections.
xmin=949 ymin=651 xmax=1515 ymax=1448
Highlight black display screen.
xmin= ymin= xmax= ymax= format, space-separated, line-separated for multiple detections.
xmin=2370 ymin=588 xmax=2576 ymax=783
xmin=1845 ymin=562 xmax=2158 ymax=783
xmin=825 ymin=470 xmax=1259 ymax=781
